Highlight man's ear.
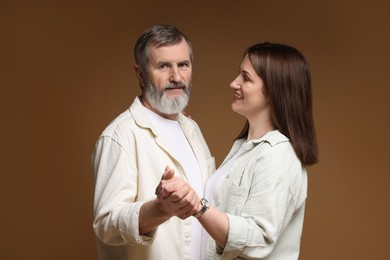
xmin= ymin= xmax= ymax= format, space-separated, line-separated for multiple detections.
xmin=134 ymin=65 xmax=144 ymax=86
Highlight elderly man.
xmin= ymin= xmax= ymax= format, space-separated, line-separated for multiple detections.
xmin=92 ymin=24 xmax=215 ymax=260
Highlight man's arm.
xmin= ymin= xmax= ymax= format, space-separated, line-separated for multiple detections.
xmin=139 ymin=199 xmax=172 ymax=235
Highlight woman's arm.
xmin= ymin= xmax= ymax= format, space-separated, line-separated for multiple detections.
xmin=197 ymin=206 xmax=229 ymax=248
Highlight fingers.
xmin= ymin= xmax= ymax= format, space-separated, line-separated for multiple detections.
xmin=159 ymin=197 xmax=198 ymax=219
xmin=155 ymin=183 xmax=163 ymax=201
xmin=159 ymin=185 xmax=200 ymax=219
xmin=155 ymin=166 xmax=175 ymax=200
xmin=174 ymin=193 xmax=201 ymax=219
xmin=165 ymin=182 xmax=191 ymax=201
xmin=156 ymin=176 xmax=186 ymax=200
xmin=155 ymin=180 xmax=183 ymax=201
xmin=154 ymin=166 xmax=200 ymax=219
xmin=162 ymin=166 xmax=175 ymax=180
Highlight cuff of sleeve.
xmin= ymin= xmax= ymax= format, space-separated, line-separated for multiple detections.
xmin=223 ymin=214 xmax=248 ymax=253
xmin=118 ymin=201 xmax=157 ymax=246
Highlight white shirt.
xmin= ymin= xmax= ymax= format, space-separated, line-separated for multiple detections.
xmin=201 ymin=141 xmax=253 ymax=260
xmin=204 ymin=130 xmax=307 ymax=259
xmin=92 ymin=97 xmax=215 ymax=260
xmin=204 ymin=141 xmax=253 ymax=205
xmin=142 ymin=106 xmax=203 ymax=260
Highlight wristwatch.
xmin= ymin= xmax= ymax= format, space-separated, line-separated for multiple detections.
xmin=193 ymin=198 xmax=209 ymax=219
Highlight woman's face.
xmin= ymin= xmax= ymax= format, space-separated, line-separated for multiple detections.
xmin=230 ymin=55 xmax=271 ymax=121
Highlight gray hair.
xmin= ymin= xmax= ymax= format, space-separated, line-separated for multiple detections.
xmin=134 ymin=24 xmax=193 ymax=77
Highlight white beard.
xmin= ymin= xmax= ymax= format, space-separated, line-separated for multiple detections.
xmin=144 ymin=81 xmax=191 ymax=115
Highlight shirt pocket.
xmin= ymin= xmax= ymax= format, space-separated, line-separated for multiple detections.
xmin=225 ymin=184 xmax=249 ymax=215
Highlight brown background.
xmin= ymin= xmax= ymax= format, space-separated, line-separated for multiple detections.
xmin=1 ymin=0 xmax=389 ymax=259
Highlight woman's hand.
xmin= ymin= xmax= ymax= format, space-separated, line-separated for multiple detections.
xmin=155 ymin=166 xmax=201 ymax=219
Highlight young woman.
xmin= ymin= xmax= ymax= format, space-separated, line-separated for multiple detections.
xmin=156 ymin=42 xmax=318 ymax=259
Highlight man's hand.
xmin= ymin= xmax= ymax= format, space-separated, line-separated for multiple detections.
xmin=155 ymin=166 xmax=176 ymax=200
xmin=155 ymin=166 xmax=201 ymax=219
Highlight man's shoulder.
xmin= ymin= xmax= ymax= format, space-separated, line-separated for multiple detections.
xmin=99 ymin=97 xmax=143 ymax=137
xmin=100 ymin=108 xmax=135 ymax=137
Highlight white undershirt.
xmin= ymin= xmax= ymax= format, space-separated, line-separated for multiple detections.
xmin=143 ymin=107 xmax=203 ymax=260
xmin=201 ymin=140 xmax=253 ymax=259
xmin=205 ymin=140 xmax=252 ymax=205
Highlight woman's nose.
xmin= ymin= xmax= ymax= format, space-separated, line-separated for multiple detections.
xmin=230 ymin=79 xmax=239 ymax=89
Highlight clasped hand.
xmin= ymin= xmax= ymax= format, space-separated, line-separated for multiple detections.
xmin=155 ymin=166 xmax=201 ymax=219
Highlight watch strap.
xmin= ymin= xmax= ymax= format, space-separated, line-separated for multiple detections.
xmin=193 ymin=198 xmax=209 ymax=219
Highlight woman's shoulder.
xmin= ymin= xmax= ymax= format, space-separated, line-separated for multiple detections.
xmin=253 ymin=130 xmax=292 ymax=155
xmin=252 ymin=131 xmax=302 ymax=174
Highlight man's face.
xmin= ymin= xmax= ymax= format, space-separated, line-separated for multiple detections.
xmin=143 ymin=40 xmax=192 ymax=116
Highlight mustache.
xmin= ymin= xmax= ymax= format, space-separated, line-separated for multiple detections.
xmin=165 ymin=82 xmax=186 ymax=89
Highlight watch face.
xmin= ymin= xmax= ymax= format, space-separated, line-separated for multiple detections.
xmin=192 ymin=198 xmax=210 ymax=218
xmin=200 ymin=198 xmax=209 ymax=210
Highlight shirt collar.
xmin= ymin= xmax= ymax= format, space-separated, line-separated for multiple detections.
xmin=129 ymin=96 xmax=193 ymax=136
xmin=247 ymin=130 xmax=289 ymax=147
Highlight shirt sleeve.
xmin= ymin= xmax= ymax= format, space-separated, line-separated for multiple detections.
xmin=92 ymin=136 xmax=156 ymax=246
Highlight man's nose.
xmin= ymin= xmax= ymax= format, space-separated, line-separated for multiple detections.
xmin=170 ymin=67 xmax=182 ymax=82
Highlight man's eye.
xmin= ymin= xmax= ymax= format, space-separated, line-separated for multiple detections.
xmin=178 ymin=63 xmax=190 ymax=69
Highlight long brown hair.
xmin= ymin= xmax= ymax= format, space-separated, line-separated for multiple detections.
xmin=236 ymin=42 xmax=318 ymax=166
